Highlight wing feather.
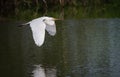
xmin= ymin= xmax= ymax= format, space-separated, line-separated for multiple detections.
xmin=29 ymin=21 xmax=46 ymax=46
xmin=45 ymin=23 xmax=56 ymax=36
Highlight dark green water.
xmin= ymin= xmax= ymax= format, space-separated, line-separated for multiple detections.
xmin=0 ymin=19 xmax=120 ymax=77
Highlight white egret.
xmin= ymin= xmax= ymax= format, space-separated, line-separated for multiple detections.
xmin=21 ymin=16 xmax=60 ymax=47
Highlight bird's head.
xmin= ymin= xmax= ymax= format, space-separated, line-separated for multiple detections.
xmin=42 ymin=17 xmax=60 ymax=25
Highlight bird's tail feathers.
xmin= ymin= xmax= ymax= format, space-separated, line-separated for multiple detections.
xmin=18 ymin=22 xmax=30 ymax=27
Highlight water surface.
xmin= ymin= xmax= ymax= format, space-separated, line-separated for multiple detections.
xmin=0 ymin=19 xmax=120 ymax=77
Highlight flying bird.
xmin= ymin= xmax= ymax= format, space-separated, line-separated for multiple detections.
xmin=21 ymin=16 xmax=60 ymax=47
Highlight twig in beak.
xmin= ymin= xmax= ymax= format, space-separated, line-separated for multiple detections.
xmin=53 ymin=18 xmax=63 ymax=21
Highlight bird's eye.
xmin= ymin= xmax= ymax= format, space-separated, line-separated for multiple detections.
xmin=43 ymin=19 xmax=45 ymax=21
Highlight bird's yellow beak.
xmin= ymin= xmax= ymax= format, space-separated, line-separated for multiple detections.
xmin=53 ymin=18 xmax=63 ymax=21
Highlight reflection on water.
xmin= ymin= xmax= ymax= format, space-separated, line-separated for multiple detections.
xmin=32 ymin=65 xmax=46 ymax=77
xmin=32 ymin=64 xmax=57 ymax=77
xmin=0 ymin=19 xmax=120 ymax=77
xmin=46 ymin=67 xmax=57 ymax=77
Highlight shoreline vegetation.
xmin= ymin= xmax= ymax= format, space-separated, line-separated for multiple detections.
xmin=0 ymin=0 xmax=120 ymax=21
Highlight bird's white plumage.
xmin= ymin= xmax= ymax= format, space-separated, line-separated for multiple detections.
xmin=29 ymin=19 xmax=46 ymax=46
xmin=41 ymin=16 xmax=56 ymax=36
xmin=45 ymin=22 xmax=56 ymax=36
xmin=26 ymin=16 xmax=57 ymax=47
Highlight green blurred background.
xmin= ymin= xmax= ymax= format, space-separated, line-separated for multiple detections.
xmin=0 ymin=0 xmax=120 ymax=20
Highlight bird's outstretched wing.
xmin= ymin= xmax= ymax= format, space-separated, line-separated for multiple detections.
xmin=29 ymin=21 xmax=46 ymax=47
xmin=45 ymin=23 xmax=56 ymax=36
